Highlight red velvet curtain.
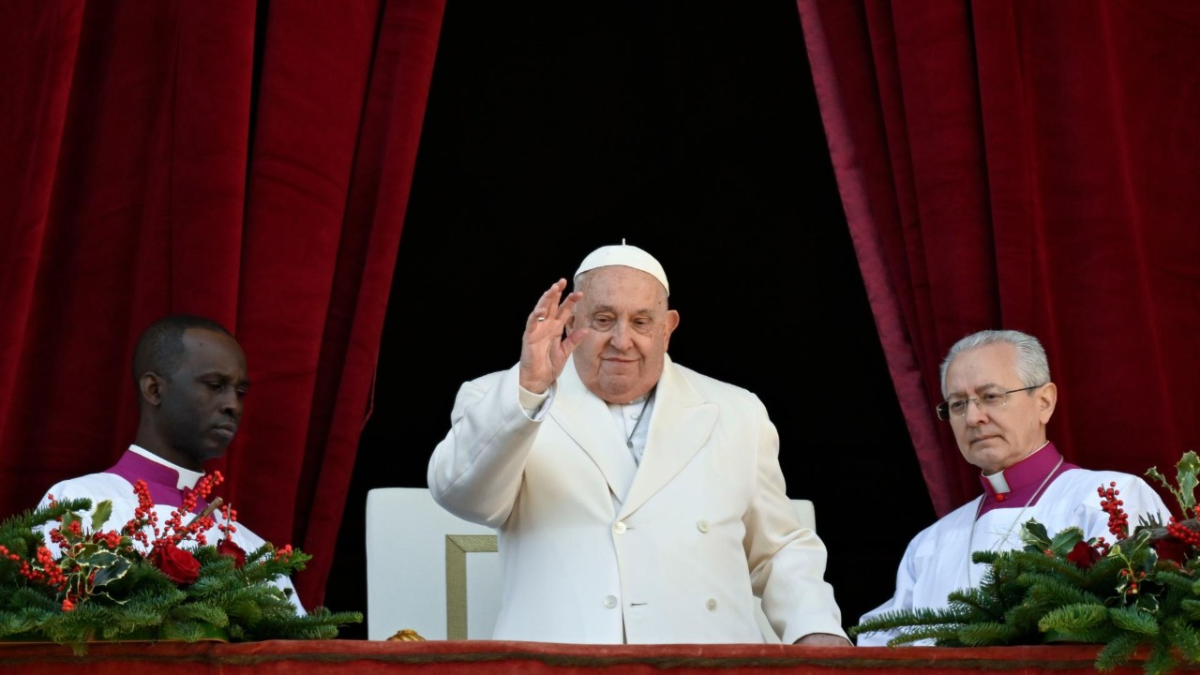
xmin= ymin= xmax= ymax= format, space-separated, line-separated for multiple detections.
xmin=796 ymin=0 xmax=1200 ymax=516
xmin=0 ymin=640 xmax=1158 ymax=675
xmin=0 ymin=0 xmax=445 ymax=606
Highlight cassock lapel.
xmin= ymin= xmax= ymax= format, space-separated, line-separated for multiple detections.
xmin=548 ymin=360 xmax=638 ymax=502
xmin=618 ymin=355 xmax=717 ymax=520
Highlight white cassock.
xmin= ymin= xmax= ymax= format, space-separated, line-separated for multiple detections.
xmin=37 ymin=444 xmax=305 ymax=614
xmin=856 ymin=468 xmax=1169 ymax=646
xmin=428 ymin=355 xmax=845 ymax=644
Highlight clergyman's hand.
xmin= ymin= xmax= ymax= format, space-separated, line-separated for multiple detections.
xmin=793 ymin=633 xmax=852 ymax=647
xmin=518 ymin=279 xmax=586 ymax=394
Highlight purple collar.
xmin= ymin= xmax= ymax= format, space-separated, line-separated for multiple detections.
xmin=106 ymin=450 xmax=209 ymax=513
xmin=977 ymin=442 xmax=1077 ymax=517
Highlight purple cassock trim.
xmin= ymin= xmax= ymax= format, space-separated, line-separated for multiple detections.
xmin=105 ymin=451 xmax=209 ymax=513
xmin=977 ymin=442 xmax=1078 ymax=518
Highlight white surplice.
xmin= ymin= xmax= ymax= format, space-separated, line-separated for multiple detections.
xmin=856 ymin=468 xmax=1169 ymax=647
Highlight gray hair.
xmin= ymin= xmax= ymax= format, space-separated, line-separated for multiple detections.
xmin=939 ymin=329 xmax=1051 ymax=397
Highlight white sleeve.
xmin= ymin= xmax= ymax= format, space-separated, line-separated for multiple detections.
xmin=426 ymin=364 xmax=544 ymax=527
xmin=35 ymin=475 xmax=137 ymax=557
xmin=745 ymin=396 xmax=848 ymax=644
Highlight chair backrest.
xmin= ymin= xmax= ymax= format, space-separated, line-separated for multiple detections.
xmin=364 ymin=487 xmax=816 ymax=642
xmin=365 ymin=487 xmax=501 ymax=640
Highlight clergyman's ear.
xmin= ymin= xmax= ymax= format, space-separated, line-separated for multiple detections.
xmin=1037 ymin=382 xmax=1057 ymax=425
xmin=139 ymin=372 xmax=165 ymax=406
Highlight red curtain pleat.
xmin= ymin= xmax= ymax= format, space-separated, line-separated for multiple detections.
xmin=0 ymin=0 xmax=446 ymax=607
xmin=797 ymin=0 xmax=1200 ymax=516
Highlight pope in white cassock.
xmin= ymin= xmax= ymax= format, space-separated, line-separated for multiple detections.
xmin=37 ymin=315 xmax=303 ymax=612
xmin=427 ymin=243 xmax=848 ymax=645
xmin=855 ymin=329 xmax=1168 ymax=646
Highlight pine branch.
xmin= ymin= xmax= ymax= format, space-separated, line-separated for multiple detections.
xmin=1025 ymin=576 xmax=1106 ymax=609
xmin=1161 ymin=618 xmax=1200 ymax=664
xmin=1038 ymin=604 xmax=1110 ymax=634
xmin=1145 ymin=641 xmax=1180 ymax=675
xmin=882 ymin=624 xmax=966 ymax=647
xmin=1181 ymin=598 xmax=1200 ymax=622
xmin=170 ymin=602 xmax=229 ymax=628
xmin=851 ymin=605 xmax=972 ymax=636
xmin=0 ymin=484 xmax=361 ymax=652
xmin=1108 ymin=605 xmax=1160 ymax=636
xmin=1095 ymin=632 xmax=1147 ymax=671
xmin=955 ymin=621 xmax=1023 ymax=647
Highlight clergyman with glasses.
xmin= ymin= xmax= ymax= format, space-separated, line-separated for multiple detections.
xmin=855 ymin=329 xmax=1169 ymax=646
xmin=427 ymin=242 xmax=848 ymax=646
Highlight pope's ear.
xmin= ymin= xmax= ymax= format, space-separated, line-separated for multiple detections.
xmin=1037 ymin=382 xmax=1057 ymax=423
xmin=139 ymin=372 xmax=165 ymax=406
xmin=663 ymin=310 xmax=680 ymax=349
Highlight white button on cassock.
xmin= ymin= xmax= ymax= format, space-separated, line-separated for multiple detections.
xmin=604 ymin=595 xmax=618 ymax=609
xmin=696 ymin=519 xmax=710 ymax=533
xmin=706 ymin=598 xmax=718 ymax=611
xmin=613 ymin=521 xmax=627 ymax=534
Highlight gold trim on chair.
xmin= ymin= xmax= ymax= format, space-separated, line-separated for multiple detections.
xmin=445 ymin=534 xmax=498 ymax=639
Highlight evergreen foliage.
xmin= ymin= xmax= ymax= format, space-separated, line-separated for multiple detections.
xmin=0 ymin=484 xmax=362 ymax=654
xmin=851 ymin=451 xmax=1200 ymax=675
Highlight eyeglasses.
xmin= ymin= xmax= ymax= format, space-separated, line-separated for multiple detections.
xmin=935 ymin=385 xmax=1045 ymax=421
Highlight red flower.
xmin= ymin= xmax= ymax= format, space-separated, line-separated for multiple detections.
xmin=1066 ymin=541 xmax=1102 ymax=569
xmin=1154 ymin=536 xmax=1190 ymax=565
xmin=153 ymin=542 xmax=200 ymax=585
xmin=217 ymin=537 xmax=247 ymax=568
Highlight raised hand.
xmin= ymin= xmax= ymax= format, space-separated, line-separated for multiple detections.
xmin=518 ymin=279 xmax=586 ymax=394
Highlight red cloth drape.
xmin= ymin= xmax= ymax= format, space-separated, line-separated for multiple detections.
xmin=0 ymin=0 xmax=446 ymax=606
xmin=0 ymin=638 xmax=1171 ymax=667
xmin=0 ymin=641 xmax=1168 ymax=675
xmin=796 ymin=0 xmax=1200 ymax=516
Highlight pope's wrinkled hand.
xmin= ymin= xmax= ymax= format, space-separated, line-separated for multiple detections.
xmin=518 ymin=278 xmax=587 ymax=394
xmin=793 ymin=632 xmax=852 ymax=647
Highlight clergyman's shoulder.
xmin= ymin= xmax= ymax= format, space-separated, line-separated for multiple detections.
xmin=1059 ymin=466 xmax=1149 ymax=492
xmin=40 ymin=472 xmax=133 ymax=507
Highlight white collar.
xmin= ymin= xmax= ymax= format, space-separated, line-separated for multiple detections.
xmin=981 ymin=440 xmax=1051 ymax=494
xmin=128 ymin=444 xmax=205 ymax=490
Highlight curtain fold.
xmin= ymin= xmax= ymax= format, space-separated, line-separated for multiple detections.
xmin=797 ymin=0 xmax=1200 ymax=516
xmin=0 ymin=0 xmax=446 ymax=606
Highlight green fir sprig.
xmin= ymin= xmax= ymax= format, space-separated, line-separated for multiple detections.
xmin=0 ymin=479 xmax=361 ymax=654
xmin=852 ymin=451 xmax=1200 ymax=675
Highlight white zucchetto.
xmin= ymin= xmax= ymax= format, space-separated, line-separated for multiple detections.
xmin=573 ymin=241 xmax=669 ymax=296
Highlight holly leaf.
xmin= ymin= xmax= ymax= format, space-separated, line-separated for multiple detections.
xmin=1176 ymin=451 xmax=1200 ymax=513
xmin=84 ymin=550 xmax=121 ymax=568
xmin=90 ymin=500 xmax=113 ymax=532
xmin=1140 ymin=548 xmax=1159 ymax=574
xmin=91 ymin=555 xmax=132 ymax=588
xmin=1021 ymin=519 xmax=1052 ymax=551
xmin=1049 ymin=527 xmax=1085 ymax=556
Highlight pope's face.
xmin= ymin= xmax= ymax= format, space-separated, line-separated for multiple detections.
xmin=569 ymin=266 xmax=679 ymax=404
xmin=942 ymin=342 xmax=1056 ymax=475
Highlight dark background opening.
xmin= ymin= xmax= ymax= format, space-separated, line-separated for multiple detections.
xmin=326 ymin=1 xmax=937 ymax=639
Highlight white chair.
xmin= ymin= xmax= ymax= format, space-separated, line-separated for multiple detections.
xmin=365 ymin=488 xmax=502 ymax=640
xmin=365 ymin=487 xmax=816 ymax=642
